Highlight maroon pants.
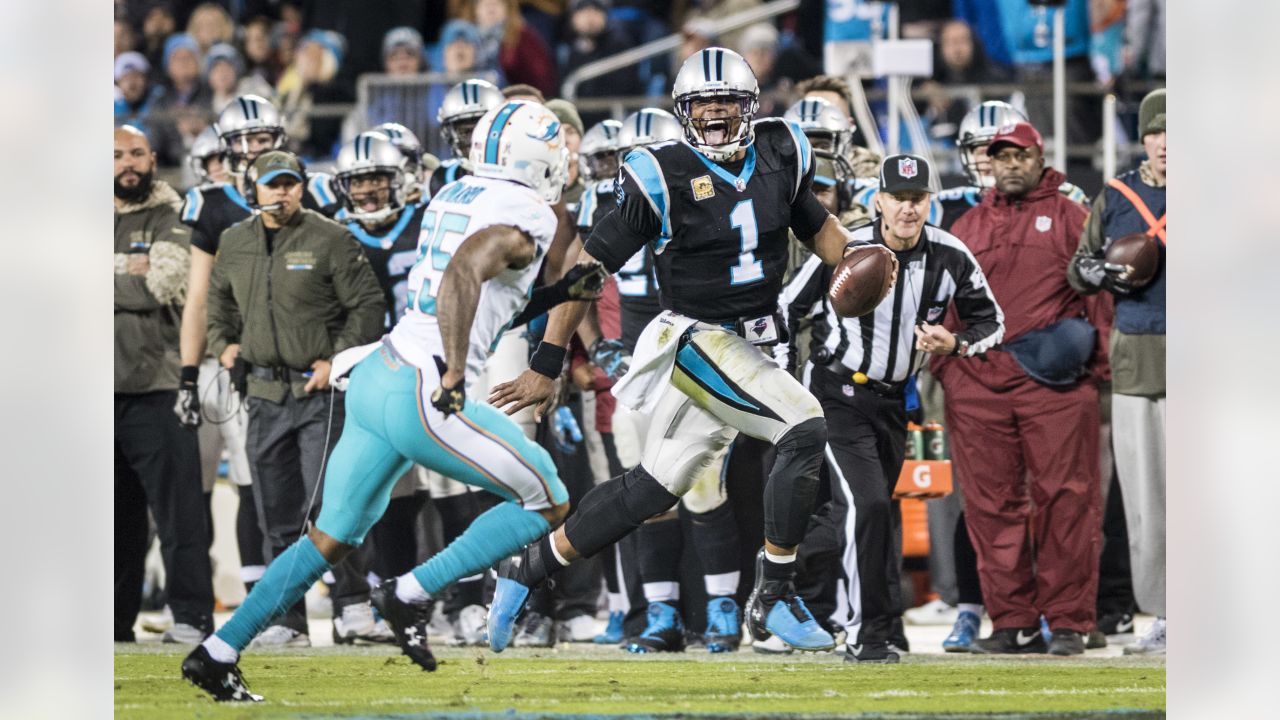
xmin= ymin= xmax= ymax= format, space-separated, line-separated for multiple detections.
xmin=942 ymin=373 xmax=1101 ymax=632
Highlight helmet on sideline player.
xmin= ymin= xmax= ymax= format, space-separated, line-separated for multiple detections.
xmin=437 ymin=78 xmax=504 ymax=163
xmin=215 ymin=94 xmax=286 ymax=175
xmin=335 ymin=131 xmax=410 ymax=225
xmin=188 ymin=125 xmax=226 ymax=185
xmin=579 ymin=119 xmax=623 ymax=183
xmin=469 ymin=100 xmax=569 ymax=205
xmin=617 ymin=108 xmax=682 ymax=154
xmin=784 ymin=97 xmax=853 ymax=160
xmin=671 ymin=47 xmax=760 ymax=162
xmin=957 ymin=100 xmax=1027 ymax=188
xmin=372 ymin=122 xmax=426 ymax=198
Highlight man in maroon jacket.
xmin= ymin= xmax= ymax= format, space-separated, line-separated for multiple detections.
xmin=934 ymin=122 xmax=1102 ymax=656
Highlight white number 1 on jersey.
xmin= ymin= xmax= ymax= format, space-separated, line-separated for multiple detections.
xmin=730 ymin=199 xmax=764 ymax=285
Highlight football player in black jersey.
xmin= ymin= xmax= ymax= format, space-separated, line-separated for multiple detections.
xmin=427 ymin=79 xmax=503 ymax=198
xmin=488 ymin=48 xmax=889 ymax=654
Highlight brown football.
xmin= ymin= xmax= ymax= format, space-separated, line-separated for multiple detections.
xmin=1104 ymin=232 xmax=1161 ymax=288
xmin=828 ymin=245 xmax=896 ymax=318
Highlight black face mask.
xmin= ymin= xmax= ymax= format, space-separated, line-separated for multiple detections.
xmin=114 ymin=169 xmax=154 ymax=202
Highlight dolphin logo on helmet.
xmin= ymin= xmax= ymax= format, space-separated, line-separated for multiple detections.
xmin=469 ymin=101 xmax=569 ymax=205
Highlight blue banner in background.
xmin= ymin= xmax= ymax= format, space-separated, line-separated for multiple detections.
xmin=824 ymin=0 xmax=890 ymax=42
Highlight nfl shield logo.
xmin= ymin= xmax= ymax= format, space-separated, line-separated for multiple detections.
xmin=926 ymin=305 xmax=944 ymax=322
xmin=1035 ymin=215 xmax=1052 ymax=232
xmin=842 ymin=384 xmax=855 ymax=397
xmin=898 ymin=157 xmax=918 ymax=179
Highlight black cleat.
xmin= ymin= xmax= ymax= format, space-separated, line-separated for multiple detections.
xmin=370 ymin=579 xmax=437 ymax=671
xmin=1098 ymin=610 xmax=1136 ymax=638
xmin=971 ymin=626 xmax=1049 ymax=655
xmin=843 ymin=640 xmax=901 ymax=664
xmin=1047 ymin=629 xmax=1087 ymax=656
xmin=1085 ymin=628 xmax=1108 ymax=649
xmin=181 ymin=645 xmax=262 ymax=702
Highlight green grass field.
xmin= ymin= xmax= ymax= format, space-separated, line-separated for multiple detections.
xmin=115 ymin=644 xmax=1165 ymax=719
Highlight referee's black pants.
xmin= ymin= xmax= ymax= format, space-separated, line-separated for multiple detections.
xmin=114 ymin=391 xmax=213 ymax=639
xmin=807 ymin=367 xmax=908 ymax=646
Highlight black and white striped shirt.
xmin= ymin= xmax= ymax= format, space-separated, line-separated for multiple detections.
xmin=778 ymin=223 xmax=1004 ymax=383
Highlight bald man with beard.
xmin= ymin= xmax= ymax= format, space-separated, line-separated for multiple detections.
xmin=115 ymin=126 xmax=214 ymax=644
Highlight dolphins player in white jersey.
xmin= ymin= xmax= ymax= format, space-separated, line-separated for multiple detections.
xmin=181 ymin=100 xmax=573 ymax=702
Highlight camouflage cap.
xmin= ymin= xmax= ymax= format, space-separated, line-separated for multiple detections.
xmin=249 ymin=150 xmax=304 ymax=185
xmin=1138 ymin=88 xmax=1165 ymax=137
xmin=813 ymin=154 xmax=837 ymax=188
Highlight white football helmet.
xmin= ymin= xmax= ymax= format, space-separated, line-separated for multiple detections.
xmin=215 ymin=94 xmax=286 ymax=175
xmin=438 ymin=78 xmax=504 ymax=163
xmin=617 ymin=108 xmax=682 ymax=152
xmin=579 ymin=119 xmax=623 ymax=183
xmin=187 ymin=125 xmax=225 ymax=185
xmin=784 ymin=97 xmax=853 ymax=160
xmin=671 ymin=47 xmax=760 ymax=161
xmin=957 ymin=101 xmax=1027 ymax=187
xmin=469 ymin=100 xmax=569 ymax=205
xmin=335 ymin=131 xmax=409 ymax=224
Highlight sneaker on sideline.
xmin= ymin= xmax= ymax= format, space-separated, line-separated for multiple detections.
xmin=249 ymin=625 xmax=310 ymax=649
xmin=1123 ymin=617 xmax=1166 ymax=655
xmin=904 ymin=598 xmax=958 ymax=626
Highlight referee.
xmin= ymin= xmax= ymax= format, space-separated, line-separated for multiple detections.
xmin=780 ymin=155 xmax=1004 ymax=663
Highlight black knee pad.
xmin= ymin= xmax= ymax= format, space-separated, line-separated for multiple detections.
xmin=764 ymin=417 xmax=828 ymax=548
xmin=564 ymin=465 xmax=679 ymax=560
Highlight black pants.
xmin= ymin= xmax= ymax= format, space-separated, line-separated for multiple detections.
xmin=245 ymin=391 xmax=368 ymax=633
xmin=803 ymin=368 xmax=907 ymax=645
xmin=114 ymin=392 xmax=213 ymax=639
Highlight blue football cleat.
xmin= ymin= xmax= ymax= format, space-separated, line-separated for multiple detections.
xmin=626 ymin=602 xmax=685 ymax=653
xmin=594 ymin=610 xmax=625 ymax=645
xmin=703 ymin=597 xmax=742 ymax=653
xmin=943 ymin=610 xmax=980 ymax=652
xmin=487 ymin=559 xmax=531 ymax=653
xmin=745 ymin=548 xmax=834 ymax=652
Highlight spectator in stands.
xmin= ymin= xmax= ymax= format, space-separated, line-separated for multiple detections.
xmin=151 ymin=33 xmax=213 ymax=167
xmin=278 ymin=29 xmax=349 ymax=159
xmin=383 ymin=27 xmax=425 ymax=75
xmin=915 ymin=20 xmax=1010 ymax=143
xmin=954 ymin=0 xmax=1099 ymax=145
xmin=187 ymin=2 xmax=235 ymax=59
xmin=439 ymin=20 xmax=484 ymax=76
xmin=140 ymin=3 xmax=178 ymax=85
xmin=206 ymin=43 xmax=268 ymax=115
xmin=560 ymin=0 xmax=643 ymax=110
xmin=1124 ymin=0 xmax=1166 ymax=79
xmin=116 ymin=17 xmax=137 ymax=56
xmin=115 ymin=52 xmax=162 ymax=128
xmin=682 ymin=0 xmax=761 ymax=54
xmin=114 ymin=125 xmax=213 ymax=644
xmin=736 ymin=23 xmax=789 ymax=116
xmin=465 ymin=0 xmax=558 ymax=98
xmin=242 ymin=16 xmax=281 ymax=86
xmin=937 ymin=121 xmax=1101 ymax=657
xmin=678 ymin=17 xmax=718 ymax=63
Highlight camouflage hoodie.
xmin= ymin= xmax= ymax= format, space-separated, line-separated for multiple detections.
xmin=114 ymin=180 xmax=191 ymax=393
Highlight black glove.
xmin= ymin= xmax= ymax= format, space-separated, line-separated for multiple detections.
xmin=590 ymin=337 xmax=631 ymax=383
xmin=229 ymin=357 xmax=249 ymax=396
xmin=174 ymin=365 xmax=201 ymax=429
xmin=430 ymin=356 xmax=465 ymax=416
xmin=1075 ymin=256 xmax=1135 ymax=296
xmin=563 ymin=261 xmax=607 ymax=300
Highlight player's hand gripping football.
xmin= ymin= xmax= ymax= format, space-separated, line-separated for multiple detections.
xmin=489 ymin=369 xmax=561 ymax=423
xmin=1075 ymin=256 xmax=1134 ymax=296
xmin=431 ymin=356 xmax=466 ymax=417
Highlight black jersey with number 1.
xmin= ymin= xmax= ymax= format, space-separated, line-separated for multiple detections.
xmin=585 ymin=118 xmax=829 ymax=324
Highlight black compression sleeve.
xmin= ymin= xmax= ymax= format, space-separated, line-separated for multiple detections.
xmin=584 ymin=209 xmax=652 ymax=274
xmin=790 ymin=189 xmax=831 ymax=243
xmin=508 ymin=280 xmax=572 ymax=328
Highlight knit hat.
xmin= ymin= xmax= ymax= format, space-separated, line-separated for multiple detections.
xmin=204 ymin=42 xmax=243 ymax=76
xmin=115 ymin=52 xmax=150 ymax=82
xmin=163 ymin=33 xmax=199 ymax=68
xmin=299 ymin=29 xmax=346 ymax=69
xmin=382 ymin=26 xmax=424 ymax=59
xmin=1138 ymin=88 xmax=1165 ymax=137
xmin=545 ymin=99 xmax=584 ymax=137
xmin=440 ymin=19 xmax=481 ymax=48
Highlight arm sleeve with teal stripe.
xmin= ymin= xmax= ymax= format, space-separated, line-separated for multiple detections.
xmin=583 ymin=171 xmax=659 ymax=274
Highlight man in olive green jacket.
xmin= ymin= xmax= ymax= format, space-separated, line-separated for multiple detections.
xmin=114 ymin=126 xmax=214 ymax=644
xmin=208 ymin=150 xmax=386 ymax=646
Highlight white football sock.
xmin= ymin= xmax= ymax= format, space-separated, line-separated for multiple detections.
xmin=642 ymin=581 xmax=679 ymax=603
xmin=704 ymin=571 xmax=741 ymax=598
xmin=395 ymin=573 xmax=431 ymax=604
xmin=203 ymin=635 xmax=238 ymax=664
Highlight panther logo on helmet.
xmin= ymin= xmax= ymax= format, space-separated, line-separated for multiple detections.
xmin=671 ymin=48 xmax=760 ymax=162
